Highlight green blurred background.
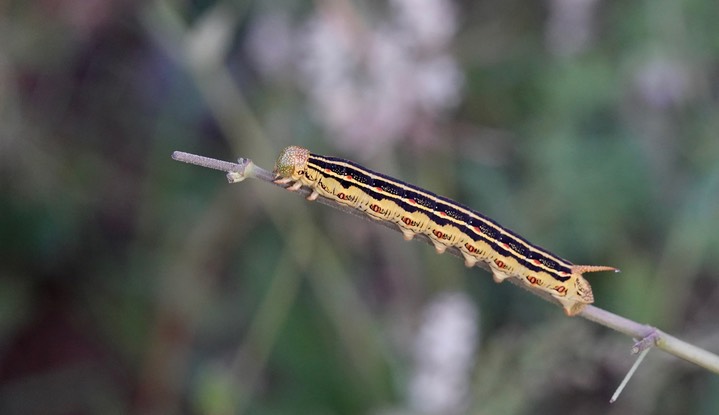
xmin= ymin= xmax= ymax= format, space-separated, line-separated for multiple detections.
xmin=2 ymin=0 xmax=719 ymax=414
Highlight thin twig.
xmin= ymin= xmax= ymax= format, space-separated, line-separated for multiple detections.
xmin=172 ymin=151 xmax=719 ymax=376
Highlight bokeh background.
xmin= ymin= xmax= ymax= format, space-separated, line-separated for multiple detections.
xmin=2 ymin=0 xmax=719 ymax=414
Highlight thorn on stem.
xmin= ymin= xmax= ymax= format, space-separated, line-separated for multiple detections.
xmin=610 ymin=347 xmax=651 ymax=403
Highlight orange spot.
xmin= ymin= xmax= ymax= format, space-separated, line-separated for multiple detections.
xmin=408 ymin=199 xmax=416 ymax=204
xmin=494 ymin=259 xmax=506 ymax=269
xmin=345 ymin=175 xmax=353 ymax=180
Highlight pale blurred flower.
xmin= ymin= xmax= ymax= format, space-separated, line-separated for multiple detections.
xmin=414 ymin=55 xmax=464 ymax=112
xmin=391 ymin=0 xmax=458 ymax=50
xmin=545 ymin=0 xmax=600 ymax=56
xmin=634 ymin=56 xmax=691 ymax=109
xmin=246 ymin=1 xmax=463 ymax=156
xmin=297 ymin=14 xmax=409 ymax=151
xmin=408 ymin=292 xmax=479 ymax=415
xmin=244 ymin=11 xmax=293 ymax=80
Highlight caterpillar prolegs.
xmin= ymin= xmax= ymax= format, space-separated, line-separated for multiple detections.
xmin=273 ymin=146 xmax=618 ymax=316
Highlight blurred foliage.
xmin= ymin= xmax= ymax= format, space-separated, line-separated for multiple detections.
xmin=1 ymin=0 xmax=719 ymax=414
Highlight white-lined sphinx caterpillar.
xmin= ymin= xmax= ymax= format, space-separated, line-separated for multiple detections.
xmin=274 ymin=146 xmax=618 ymax=315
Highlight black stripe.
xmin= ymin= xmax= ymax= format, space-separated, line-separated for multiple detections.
xmin=373 ymin=177 xmax=406 ymax=198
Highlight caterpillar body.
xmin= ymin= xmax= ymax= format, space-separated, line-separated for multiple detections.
xmin=273 ymin=146 xmax=618 ymax=316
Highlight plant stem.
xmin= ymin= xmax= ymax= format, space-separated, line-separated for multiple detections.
xmin=171 ymin=150 xmax=719 ymax=375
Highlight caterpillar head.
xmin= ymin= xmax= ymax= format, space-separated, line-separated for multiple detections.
xmin=561 ymin=265 xmax=619 ymax=316
xmin=274 ymin=146 xmax=310 ymax=180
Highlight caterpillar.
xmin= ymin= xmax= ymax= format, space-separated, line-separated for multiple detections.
xmin=273 ymin=146 xmax=618 ymax=316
